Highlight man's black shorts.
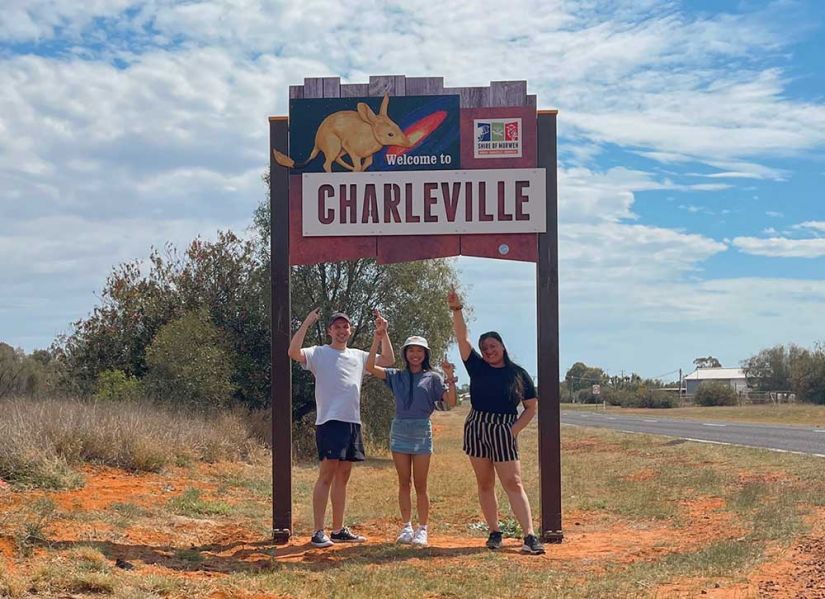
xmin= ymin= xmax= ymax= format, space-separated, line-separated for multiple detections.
xmin=316 ymin=420 xmax=366 ymax=462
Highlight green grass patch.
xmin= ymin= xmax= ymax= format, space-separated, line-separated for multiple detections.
xmin=167 ymin=487 xmax=232 ymax=517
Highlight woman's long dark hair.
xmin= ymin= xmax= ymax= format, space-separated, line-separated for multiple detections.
xmin=402 ymin=345 xmax=432 ymax=410
xmin=478 ymin=331 xmax=524 ymax=405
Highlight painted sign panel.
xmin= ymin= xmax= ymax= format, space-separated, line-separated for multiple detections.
xmin=281 ymin=95 xmax=460 ymax=173
xmin=474 ymin=117 xmax=523 ymax=158
xmin=302 ymin=169 xmax=546 ymax=237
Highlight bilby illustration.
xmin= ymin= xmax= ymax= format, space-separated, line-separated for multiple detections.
xmin=274 ymin=94 xmax=413 ymax=173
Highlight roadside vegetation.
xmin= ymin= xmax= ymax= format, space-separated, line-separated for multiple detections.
xmin=564 ymin=402 xmax=825 ymax=427
xmin=0 ymin=396 xmax=262 ymax=489
xmin=561 ymin=342 xmax=825 ymax=410
xmin=1 ymin=405 xmax=823 ymax=598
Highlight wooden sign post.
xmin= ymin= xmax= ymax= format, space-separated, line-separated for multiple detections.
xmin=269 ymin=75 xmax=562 ymax=544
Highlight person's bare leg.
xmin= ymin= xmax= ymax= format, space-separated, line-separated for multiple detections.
xmin=313 ymin=459 xmax=339 ymax=531
xmin=494 ymin=460 xmax=534 ymax=536
xmin=392 ymin=452 xmax=413 ymax=523
xmin=412 ymin=454 xmax=431 ymax=525
xmin=330 ymin=460 xmax=353 ymax=531
xmin=469 ymin=456 xmax=499 ymax=530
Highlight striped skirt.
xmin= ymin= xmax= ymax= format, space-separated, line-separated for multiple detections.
xmin=463 ymin=409 xmax=519 ymax=462
xmin=390 ymin=418 xmax=433 ymax=455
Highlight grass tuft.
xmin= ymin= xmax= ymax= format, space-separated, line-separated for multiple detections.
xmin=167 ymin=487 xmax=232 ymax=517
xmin=0 ymin=397 xmax=263 ymax=488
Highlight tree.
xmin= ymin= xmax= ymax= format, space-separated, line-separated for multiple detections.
xmin=789 ymin=344 xmax=825 ymax=405
xmin=693 ymin=356 xmax=722 ymax=369
xmin=144 ymin=309 xmax=235 ymax=410
xmin=61 ymin=185 xmax=463 ymax=421
xmin=742 ymin=345 xmax=794 ymax=391
xmin=564 ymin=362 xmax=607 ymax=394
xmin=255 ymin=194 xmax=462 ymax=421
xmin=60 ymin=232 xmax=271 ymax=408
xmin=0 ymin=343 xmax=63 ymax=398
xmin=742 ymin=342 xmax=825 ymax=404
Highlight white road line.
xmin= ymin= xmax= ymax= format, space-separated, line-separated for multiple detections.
xmin=814 ymin=429 xmax=825 ymax=433
xmin=642 ymin=419 xmax=658 ymax=423
xmin=702 ymin=423 xmax=727 ymax=427
xmin=682 ymin=437 xmax=825 ymax=459
xmin=606 ymin=417 xmax=616 ymax=420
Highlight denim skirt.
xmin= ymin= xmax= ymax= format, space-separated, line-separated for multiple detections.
xmin=390 ymin=418 xmax=433 ymax=455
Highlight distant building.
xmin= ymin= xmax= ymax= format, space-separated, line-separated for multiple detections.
xmin=683 ymin=367 xmax=748 ymax=394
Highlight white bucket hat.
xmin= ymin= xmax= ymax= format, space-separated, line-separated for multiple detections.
xmin=401 ymin=335 xmax=430 ymax=350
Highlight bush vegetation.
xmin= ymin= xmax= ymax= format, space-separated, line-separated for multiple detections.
xmin=743 ymin=343 xmax=825 ymax=404
xmin=695 ymin=382 xmax=739 ymax=406
xmin=0 ymin=397 xmax=262 ymax=488
xmin=564 ymin=362 xmax=677 ymax=408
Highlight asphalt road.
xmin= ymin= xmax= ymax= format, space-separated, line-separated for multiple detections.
xmin=560 ymin=410 xmax=825 ymax=457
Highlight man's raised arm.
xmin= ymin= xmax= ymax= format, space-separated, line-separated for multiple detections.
xmin=288 ymin=308 xmax=321 ymax=365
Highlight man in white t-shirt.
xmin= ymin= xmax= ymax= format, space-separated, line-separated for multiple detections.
xmin=288 ymin=308 xmax=395 ymax=548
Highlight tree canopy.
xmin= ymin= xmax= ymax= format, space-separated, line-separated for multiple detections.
xmin=58 ymin=192 xmax=462 ymax=417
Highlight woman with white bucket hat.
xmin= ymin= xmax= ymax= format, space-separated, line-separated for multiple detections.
xmin=366 ymin=319 xmax=458 ymax=546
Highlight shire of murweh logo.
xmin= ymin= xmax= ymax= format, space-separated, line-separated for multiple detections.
xmin=273 ymin=94 xmax=413 ymax=173
xmin=474 ymin=118 xmax=522 ymax=158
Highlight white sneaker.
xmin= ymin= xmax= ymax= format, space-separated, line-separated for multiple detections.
xmin=396 ymin=524 xmax=414 ymax=544
xmin=411 ymin=526 xmax=428 ymax=546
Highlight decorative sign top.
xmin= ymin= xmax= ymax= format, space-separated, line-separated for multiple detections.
xmin=272 ymin=75 xmax=553 ymax=265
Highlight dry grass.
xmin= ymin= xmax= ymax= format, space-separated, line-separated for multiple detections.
xmin=564 ymin=402 xmax=825 ymax=426
xmin=0 ymin=404 xmax=823 ymax=598
xmin=0 ymin=397 xmax=263 ymax=488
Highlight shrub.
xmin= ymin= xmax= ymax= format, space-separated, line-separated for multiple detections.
xmin=601 ymin=388 xmax=632 ymax=406
xmin=93 ymin=369 xmax=142 ymax=402
xmin=144 ymin=309 xmax=234 ymax=410
xmin=576 ymin=388 xmax=603 ymax=404
xmin=624 ymin=388 xmax=677 ymax=409
xmin=360 ymin=377 xmax=395 ymax=454
xmin=695 ymin=382 xmax=739 ymax=406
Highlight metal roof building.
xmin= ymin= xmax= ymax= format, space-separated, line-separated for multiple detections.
xmin=683 ymin=367 xmax=748 ymax=394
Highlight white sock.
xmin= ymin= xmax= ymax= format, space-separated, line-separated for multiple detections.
xmin=418 ymin=524 xmax=428 ymax=530
xmin=403 ymin=522 xmax=412 ymax=529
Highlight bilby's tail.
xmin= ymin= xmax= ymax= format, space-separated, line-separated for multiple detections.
xmin=272 ymin=146 xmax=320 ymax=169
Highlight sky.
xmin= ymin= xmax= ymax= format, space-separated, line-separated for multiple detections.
xmin=1 ymin=0 xmax=823 ymax=381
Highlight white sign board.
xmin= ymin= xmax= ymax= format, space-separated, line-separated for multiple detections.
xmin=302 ymin=168 xmax=546 ymax=237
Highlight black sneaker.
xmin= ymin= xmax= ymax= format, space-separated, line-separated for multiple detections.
xmin=330 ymin=527 xmax=366 ymax=543
xmin=486 ymin=531 xmax=503 ymax=549
xmin=310 ymin=530 xmax=333 ymax=548
xmin=522 ymin=534 xmax=545 ymax=555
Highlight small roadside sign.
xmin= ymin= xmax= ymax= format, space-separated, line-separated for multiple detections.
xmin=592 ymin=384 xmax=601 ymax=396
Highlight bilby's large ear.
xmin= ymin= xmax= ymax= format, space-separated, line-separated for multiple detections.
xmin=379 ymin=93 xmax=389 ymax=116
xmin=357 ymin=102 xmax=377 ymax=123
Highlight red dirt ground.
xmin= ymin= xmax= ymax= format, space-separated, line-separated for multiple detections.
xmin=1 ymin=467 xmax=823 ymax=597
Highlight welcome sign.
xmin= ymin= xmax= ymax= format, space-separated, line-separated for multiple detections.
xmin=302 ymin=169 xmax=546 ymax=236
xmin=269 ymin=76 xmax=562 ymax=546
xmin=273 ymin=93 xmax=544 ymax=237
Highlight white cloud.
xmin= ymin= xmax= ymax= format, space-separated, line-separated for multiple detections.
xmin=732 ymin=236 xmax=825 ymax=258
xmin=794 ymin=221 xmax=825 ymax=233
xmin=1 ymin=0 xmax=824 ymax=380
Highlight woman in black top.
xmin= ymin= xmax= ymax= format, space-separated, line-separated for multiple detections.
xmin=447 ymin=289 xmax=545 ymax=555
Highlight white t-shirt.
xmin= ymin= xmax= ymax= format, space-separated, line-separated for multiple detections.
xmin=301 ymin=345 xmax=369 ymax=425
